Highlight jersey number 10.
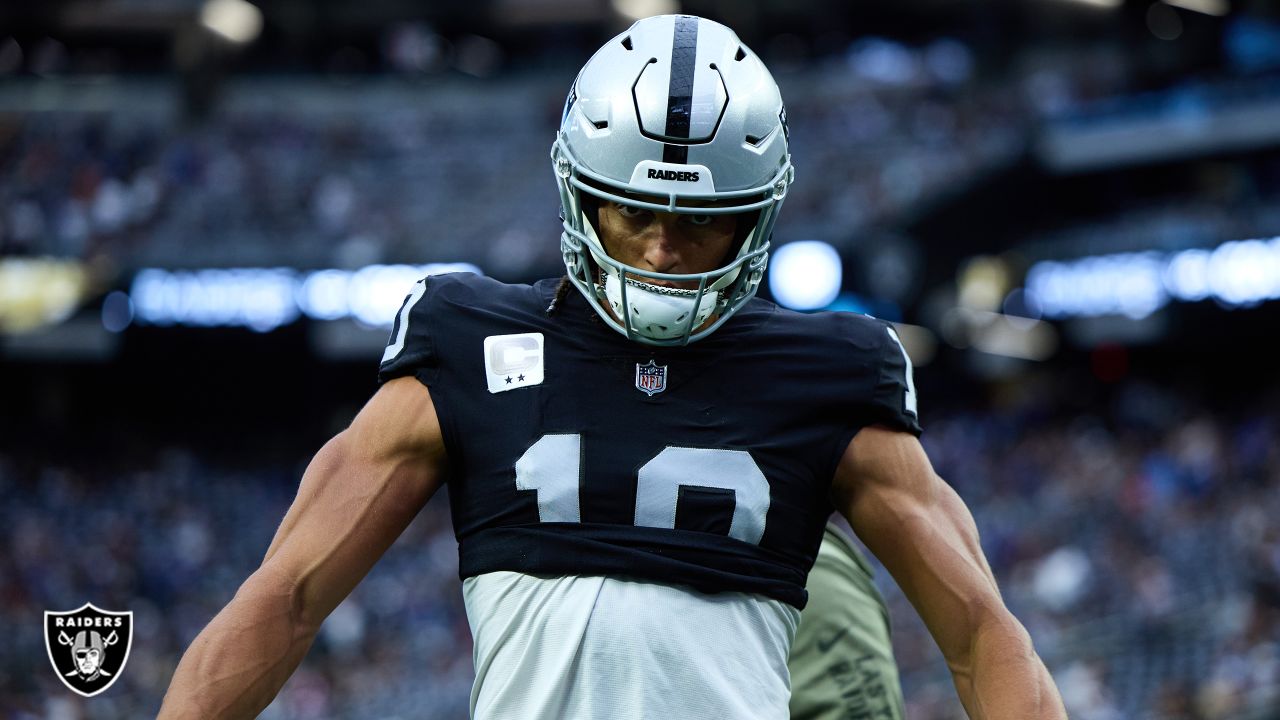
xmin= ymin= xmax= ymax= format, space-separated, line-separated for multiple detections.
xmin=515 ymin=434 xmax=771 ymax=545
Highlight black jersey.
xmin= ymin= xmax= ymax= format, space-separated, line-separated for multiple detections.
xmin=378 ymin=273 xmax=920 ymax=609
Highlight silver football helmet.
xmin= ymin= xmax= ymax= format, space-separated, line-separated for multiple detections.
xmin=552 ymin=14 xmax=794 ymax=345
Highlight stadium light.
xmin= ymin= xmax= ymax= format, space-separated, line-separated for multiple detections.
xmin=1024 ymin=236 xmax=1280 ymax=319
xmin=612 ymin=0 xmax=681 ymax=21
xmin=297 ymin=270 xmax=351 ymax=322
xmin=958 ymin=256 xmax=1011 ymax=313
xmin=101 ymin=291 xmax=134 ymax=333
xmin=1162 ymin=0 xmax=1229 ymax=16
xmin=130 ymin=263 xmax=482 ymax=332
xmin=1059 ymin=0 xmax=1123 ymax=9
xmin=200 ymin=0 xmax=263 ymax=45
xmin=1206 ymin=238 xmax=1280 ymax=307
xmin=769 ymin=241 xmax=842 ymax=311
xmin=941 ymin=307 xmax=1058 ymax=361
xmin=0 ymin=258 xmax=88 ymax=334
xmin=1163 ymin=249 xmax=1212 ymax=302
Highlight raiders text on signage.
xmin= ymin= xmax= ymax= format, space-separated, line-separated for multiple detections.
xmin=52 ymin=617 xmax=124 ymax=628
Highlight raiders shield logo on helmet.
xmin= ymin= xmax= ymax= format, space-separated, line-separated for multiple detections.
xmin=635 ymin=359 xmax=668 ymax=396
xmin=44 ymin=603 xmax=133 ymax=697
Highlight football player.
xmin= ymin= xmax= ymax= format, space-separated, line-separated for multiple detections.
xmin=160 ymin=14 xmax=1065 ymax=719
xmin=790 ymin=519 xmax=906 ymax=720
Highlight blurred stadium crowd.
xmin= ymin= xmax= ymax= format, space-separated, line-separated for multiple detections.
xmin=893 ymin=386 xmax=1280 ymax=720
xmin=2 ymin=379 xmax=1277 ymax=720
xmin=0 ymin=39 xmax=1113 ymax=272
xmin=7 ymin=40 xmax=1280 ymax=311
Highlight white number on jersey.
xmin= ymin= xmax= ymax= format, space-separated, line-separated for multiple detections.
xmin=885 ymin=325 xmax=918 ymax=417
xmin=382 ymin=279 xmax=428 ymax=365
xmin=513 ymin=435 xmax=771 ymax=545
xmin=636 ymin=447 xmax=769 ymax=544
xmin=515 ymin=434 xmax=582 ymax=523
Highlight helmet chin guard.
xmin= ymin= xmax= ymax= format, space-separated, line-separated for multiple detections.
xmin=552 ymin=14 xmax=794 ymax=346
xmin=603 ymin=273 xmax=720 ymax=342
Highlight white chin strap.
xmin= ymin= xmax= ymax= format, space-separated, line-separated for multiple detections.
xmin=603 ymin=273 xmax=719 ymax=341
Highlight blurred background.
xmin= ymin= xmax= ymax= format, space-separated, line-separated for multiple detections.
xmin=3 ymin=0 xmax=1280 ymax=718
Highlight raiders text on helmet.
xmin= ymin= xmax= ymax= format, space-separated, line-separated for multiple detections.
xmin=552 ymin=14 xmax=794 ymax=345
xmin=647 ymin=169 xmax=700 ymax=182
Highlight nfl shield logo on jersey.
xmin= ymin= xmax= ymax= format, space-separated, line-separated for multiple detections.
xmin=635 ymin=359 xmax=668 ymax=396
xmin=44 ymin=603 xmax=133 ymax=697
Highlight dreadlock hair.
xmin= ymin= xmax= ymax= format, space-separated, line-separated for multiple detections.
xmin=545 ymin=275 xmax=574 ymax=316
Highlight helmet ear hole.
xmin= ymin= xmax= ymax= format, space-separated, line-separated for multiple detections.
xmin=578 ymin=192 xmax=603 ymax=237
xmin=723 ymin=209 xmax=762 ymax=264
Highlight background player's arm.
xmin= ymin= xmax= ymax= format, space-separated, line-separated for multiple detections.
xmin=833 ymin=425 xmax=1066 ymax=720
xmin=158 ymin=377 xmax=447 ymax=719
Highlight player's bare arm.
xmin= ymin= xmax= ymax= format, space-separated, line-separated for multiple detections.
xmin=158 ymin=377 xmax=447 ymax=719
xmin=833 ymin=425 xmax=1067 ymax=720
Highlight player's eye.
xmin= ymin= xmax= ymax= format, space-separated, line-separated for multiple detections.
xmin=685 ymin=214 xmax=714 ymax=226
xmin=614 ymin=203 xmax=647 ymax=219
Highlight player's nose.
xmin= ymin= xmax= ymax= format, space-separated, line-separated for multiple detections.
xmin=641 ymin=215 xmax=687 ymax=275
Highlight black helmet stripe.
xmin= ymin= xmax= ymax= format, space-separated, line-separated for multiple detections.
xmin=662 ymin=15 xmax=699 ymax=164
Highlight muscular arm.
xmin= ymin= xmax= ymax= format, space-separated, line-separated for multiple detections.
xmin=833 ymin=425 xmax=1065 ymax=720
xmin=158 ymin=377 xmax=448 ymax=719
